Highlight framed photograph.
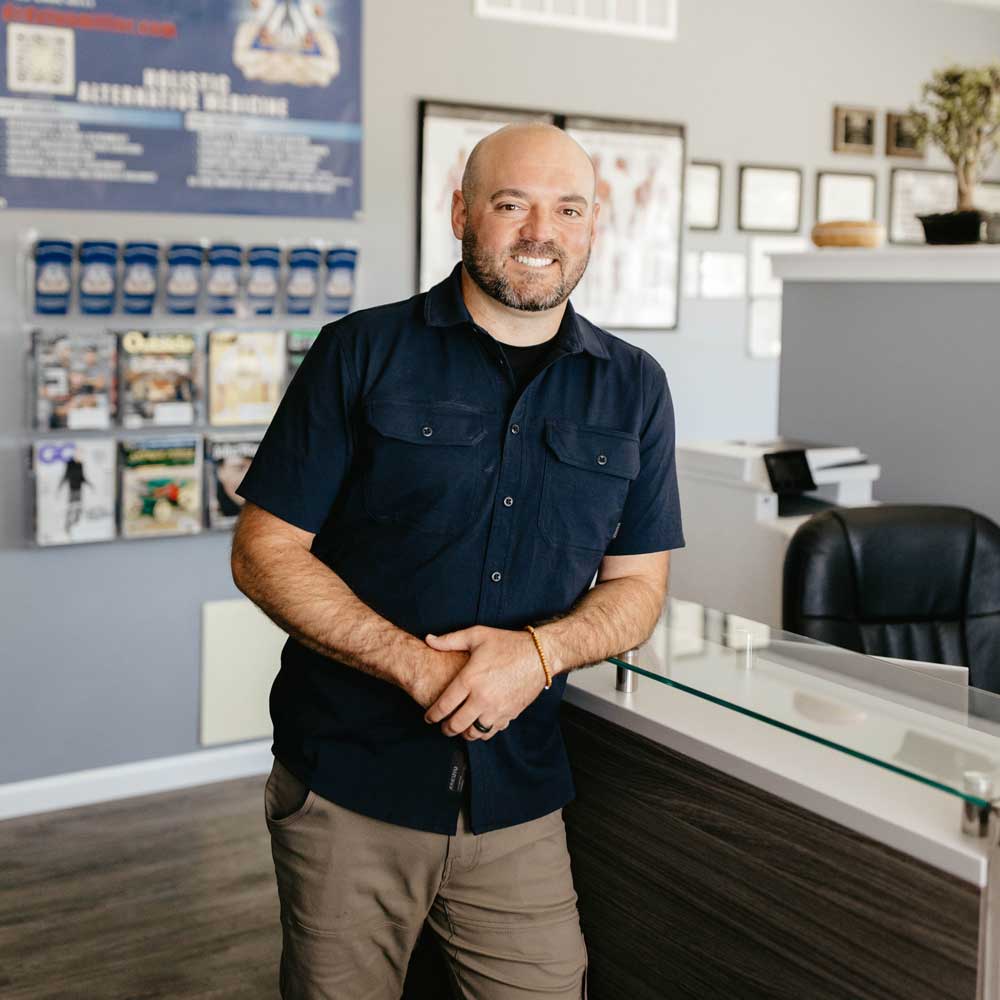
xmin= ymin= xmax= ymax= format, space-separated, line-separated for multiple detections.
xmin=416 ymin=100 xmax=555 ymax=294
xmin=563 ymin=115 xmax=686 ymax=330
xmin=833 ymin=106 xmax=876 ymax=155
xmin=886 ymin=112 xmax=925 ymax=159
xmin=815 ymin=170 xmax=877 ymax=223
xmin=685 ymin=160 xmax=722 ymax=231
xmin=737 ymin=165 xmax=803 ymax=234
xmin=889 ymin=167 xmax=956 ymax=244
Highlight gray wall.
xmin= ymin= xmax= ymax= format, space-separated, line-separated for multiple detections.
xmin=779 ymin=280 xmax=1000 ymax=526
xmin=4 ymin=0 xmax=1000 ymax=784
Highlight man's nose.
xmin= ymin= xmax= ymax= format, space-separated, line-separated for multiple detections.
xmin=519 ymin=207 xmax=556 ymax=244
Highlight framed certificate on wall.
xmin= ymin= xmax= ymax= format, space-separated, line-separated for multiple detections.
xmin=737 ymin=165 xmax=803 ymax=234
xmin=686 ymin=160 xmax=722 ymax=231
xmin=888 ymin=167 xmax=955 ymax=244
xmin=815 ymin=171 xmax=877 ymax=223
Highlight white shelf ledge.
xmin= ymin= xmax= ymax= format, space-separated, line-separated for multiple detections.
xmin=771 ymin=245 xmax=1000 ymax=283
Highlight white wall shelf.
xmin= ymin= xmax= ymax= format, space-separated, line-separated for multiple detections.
xmin=771 ymin=245 xmax=1000 ymax=283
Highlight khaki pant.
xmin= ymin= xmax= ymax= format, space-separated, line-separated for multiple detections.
xmin=264 ymin=757 xmax=588 ymax=1000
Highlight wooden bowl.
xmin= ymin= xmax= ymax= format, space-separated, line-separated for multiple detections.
xmin=811 ymin=219 xmax=886 ymax=248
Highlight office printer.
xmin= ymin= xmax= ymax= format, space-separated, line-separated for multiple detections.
xmin=667 ymin=439 xmax=882 ymax=628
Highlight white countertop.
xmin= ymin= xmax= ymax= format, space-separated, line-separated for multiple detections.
xmin=565 ymin=663 xmax=992 ymax=887
xmin=770 ymin=245 xmax=1000 ymax=283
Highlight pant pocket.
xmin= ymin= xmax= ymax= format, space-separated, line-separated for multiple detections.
xmin=264 ymin=758 xmax=316 ymax=828
xmin=269 ymin=794 xmax=431 ymax=938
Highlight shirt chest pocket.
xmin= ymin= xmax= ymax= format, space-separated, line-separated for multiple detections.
xmin=363 ymin=399 xmax=487 ymax=534
xmin=539 ymin=419 xmax=639 ymax=551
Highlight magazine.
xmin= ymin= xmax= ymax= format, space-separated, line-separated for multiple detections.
xmin=205 ymin=436 xmax=259 ymax=530
xmin=287 ymin=327 xmax=320 ymax=381
xmin=208 ymin=329 xmax=286 ymax=425
xmin=120 ymin=436 xmax=202 ymax=538
xmin=33 ymin=438 xmax=116 ymax=546
xmin=33 ymin=330 xmax=116 ymax=430
xmin=119 ymin=329 xmax=200 ymax=428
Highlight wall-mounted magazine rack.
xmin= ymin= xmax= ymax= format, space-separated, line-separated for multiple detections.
xmin=18 ymin=218 xmax=347 ymax=551
xmin=24 ymin=324 xmax=323 ymax=549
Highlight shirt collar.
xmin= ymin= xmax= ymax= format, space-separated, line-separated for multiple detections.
xmin=423 ymin=262 xmax=611 ymax=360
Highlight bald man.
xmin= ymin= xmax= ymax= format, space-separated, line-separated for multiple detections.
xmin=233 ymin=123 xmax=685 ymax=999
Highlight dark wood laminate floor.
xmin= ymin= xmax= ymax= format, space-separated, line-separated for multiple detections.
xmin=0 ymin=775 xmax=282 ymax=1000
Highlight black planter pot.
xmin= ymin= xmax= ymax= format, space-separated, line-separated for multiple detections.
xmin=918 ymin=210 xmax=985 ymax=245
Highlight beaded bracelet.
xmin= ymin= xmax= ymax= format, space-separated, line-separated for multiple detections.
xmin=524 ymin=624 xmax=553 ymax=690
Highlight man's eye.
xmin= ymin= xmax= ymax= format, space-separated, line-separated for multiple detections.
xmin=498 ymin=203 xmax=521 ymax=211
xmin=562 ymin=208 xmax=582 ymax=217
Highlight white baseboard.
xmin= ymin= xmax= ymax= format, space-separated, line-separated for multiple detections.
xmin=0 ymin=740 xmax=273 ymax=821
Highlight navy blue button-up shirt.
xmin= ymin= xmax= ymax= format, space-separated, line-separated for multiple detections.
xmin=237 ymin=263 xmax=685 ymax=835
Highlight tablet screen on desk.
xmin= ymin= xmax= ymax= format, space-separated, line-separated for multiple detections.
xmin=763 ymin=449 xmax=817 ymax=494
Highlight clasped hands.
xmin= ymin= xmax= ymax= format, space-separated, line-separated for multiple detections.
xmin=417 ymin=626 xmax=549 ymax=742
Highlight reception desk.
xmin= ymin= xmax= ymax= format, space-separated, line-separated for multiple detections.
xmin=560 ymin=599 xmax=1000 ymax=1000
xmin=402 ymin=598 xmax=1000 ymax=999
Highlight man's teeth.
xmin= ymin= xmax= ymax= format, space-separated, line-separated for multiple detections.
xmin=514 ymin=255 xmax=554 ymax=268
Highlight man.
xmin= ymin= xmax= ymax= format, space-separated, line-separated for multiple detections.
xmin=59 ymin=453 xmax=89 ymax=535
xmin=232 ymin=122 xmax=685 ymax=999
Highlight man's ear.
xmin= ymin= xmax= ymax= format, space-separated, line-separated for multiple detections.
xmin=451 ymin=190 xmax=467 ymax=241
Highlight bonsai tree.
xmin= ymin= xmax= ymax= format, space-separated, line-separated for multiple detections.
xmin=910 ymin=64 xmax=1000 ymax=212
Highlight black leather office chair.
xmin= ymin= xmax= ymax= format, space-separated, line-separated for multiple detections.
xmin=783 ymin=505 xmax=1000 ymax=692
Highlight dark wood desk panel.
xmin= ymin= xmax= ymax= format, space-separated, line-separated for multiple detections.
xmin=561 ymin=701 xmax=981 ymax=1000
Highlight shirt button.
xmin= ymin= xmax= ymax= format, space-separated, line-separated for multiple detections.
xmin=503 ymin=496 xmax=514 ymax=507
xmin=510 ymin=424 xmax=520 ymax=434
xmin=422 ymin=426 xmax=433 ymax=437
xmin=491 ymin=571 xmax=502 ymax=582
xmin=597 ymin=453 xmax=607 ymax=465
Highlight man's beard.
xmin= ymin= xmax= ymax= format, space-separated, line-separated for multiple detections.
xmin=461 ymin=227 xmax=590 ymax=312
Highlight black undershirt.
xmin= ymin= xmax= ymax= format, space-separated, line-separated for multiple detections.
xmin=498 ymin=337 xmax=557 ymax=396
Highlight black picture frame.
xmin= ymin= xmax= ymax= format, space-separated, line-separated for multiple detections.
xmin=833 ymin=105 xmax=877 ymax=155
xmin=885 ymin=112 xmax=925 ymax=159
xmin=686 ymin=160 xmax=722 ymax=232
xmin=737 ymin=165 xmax=803 ymax=234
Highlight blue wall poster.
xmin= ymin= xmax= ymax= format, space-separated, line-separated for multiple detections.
xmin=0 ymin=1 xmax=362 ymax=217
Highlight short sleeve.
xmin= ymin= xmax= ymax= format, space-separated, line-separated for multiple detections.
xmin=603 ymin=356 xmax=685 ymax=556
xmin=236 ymin=324 xmax=358 ymax=532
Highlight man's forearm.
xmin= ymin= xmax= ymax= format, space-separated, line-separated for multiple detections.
xmin=231 ymin=533 xmax=431 ymax=695
xmin=534 ymin=576 xmax=664 ymax=676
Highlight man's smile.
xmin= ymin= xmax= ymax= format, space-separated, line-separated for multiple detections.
xmin=512 ymin=255 xmax=557 ymax=269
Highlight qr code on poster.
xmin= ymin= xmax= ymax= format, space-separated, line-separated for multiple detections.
xmin=7 ymin=24 xmax=75 ymax=96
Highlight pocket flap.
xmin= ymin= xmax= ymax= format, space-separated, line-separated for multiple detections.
xmin=544 ymin=419 xmax=640 ymax=479
xmin=366 ymin=399 xmax=485 ymax=446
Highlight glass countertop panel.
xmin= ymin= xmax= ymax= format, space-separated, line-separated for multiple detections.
xmin=605 ymin=598 xmax=1000 ymax=808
